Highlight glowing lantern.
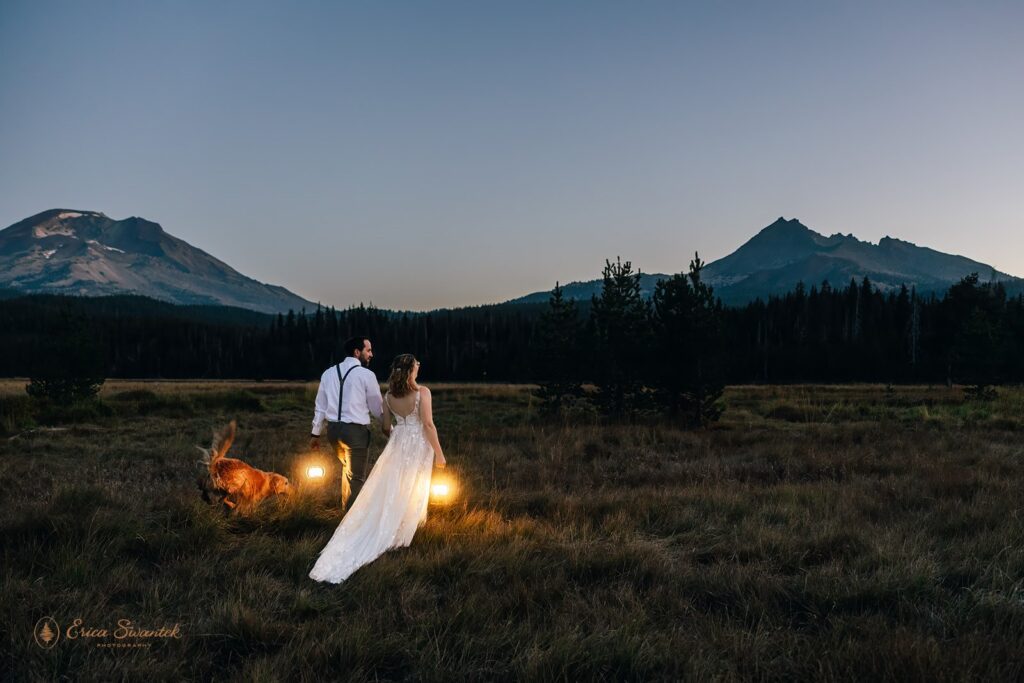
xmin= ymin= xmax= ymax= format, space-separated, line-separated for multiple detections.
xmin=306 ymin=465 xmax=325 ymax=480
xmin=429 ymin=474 xmax=457 ymax=504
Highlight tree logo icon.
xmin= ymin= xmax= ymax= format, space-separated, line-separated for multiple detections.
xmin=34 ymin=617 xmax=60 ymax=650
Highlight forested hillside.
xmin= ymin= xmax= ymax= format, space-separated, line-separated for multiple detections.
xmin=2 ymin=271 xmax=1021 ymax=385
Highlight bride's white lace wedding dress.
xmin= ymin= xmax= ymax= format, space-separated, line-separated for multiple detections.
xmin=309 ymin=389 xmax=435 ymax=584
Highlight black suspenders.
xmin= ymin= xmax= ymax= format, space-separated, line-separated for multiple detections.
xmin=335 ymin=363 xmax=359 ymax=422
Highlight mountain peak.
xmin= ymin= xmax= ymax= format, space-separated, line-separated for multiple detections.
xmin=878 ymin=235 xmax=916 ymax=248
xmin=703 ymin=217 xmax=1021 ymax=303
xmin=746 ymin=217 xmax=820 ymax=249
xmin=507 ymin=215 xmax=1022 ymax=307
xmin=23 ymin=208 xmax=105 ymax=225
xmin=748 ymin=218 xmax=822 ymax=246
xmin=770 ymin=215 xmax=798 ymax=228
xmin=0 ymin=209 xmax=316 ymax=313
xmin=691 ymin=216 xmax=828 ymax=282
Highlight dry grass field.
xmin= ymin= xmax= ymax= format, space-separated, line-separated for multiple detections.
xmin=2 ymin=380 xmax=1024 ymax=681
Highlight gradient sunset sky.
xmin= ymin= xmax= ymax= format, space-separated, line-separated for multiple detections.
xmin=1 ymin=1 xmax=1021 ymax=310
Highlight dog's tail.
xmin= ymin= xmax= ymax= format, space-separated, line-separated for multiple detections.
xmin=335 ymin=440 xmax=352 ymax=510
xmin=206 ymin=420 xmax=236 ymax=484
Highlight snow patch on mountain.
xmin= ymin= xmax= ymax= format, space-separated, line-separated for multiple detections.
xmin=86 ymin=239 xmax=126 ymax=254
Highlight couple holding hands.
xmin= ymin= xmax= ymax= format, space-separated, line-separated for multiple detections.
xmin=307 ymin=336 xmax=446 ymax=584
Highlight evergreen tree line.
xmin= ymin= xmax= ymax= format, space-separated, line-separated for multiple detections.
xmin=723 ymin=272 xmax=1024 ymax=386
xmin=533 ymin=255 xmax=725 ymax=425
xmin=534 ymin=261 xmax=1024 ymax=423
xmin=0 ymin=294 xmax=542 ymax=383
xmin=1 ymin=265 xmax=1021 ymax=393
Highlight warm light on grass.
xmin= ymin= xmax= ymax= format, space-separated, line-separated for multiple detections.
xmin=429 ymin=474 xmax=457 ymax=504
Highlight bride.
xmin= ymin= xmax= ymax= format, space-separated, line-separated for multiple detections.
xmin=309 ymin=353 xmax=446 ymax=584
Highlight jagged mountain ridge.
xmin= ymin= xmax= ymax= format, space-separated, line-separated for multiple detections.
xmin=508 ymin=217 xmax=1021 ymax=306
xmin=0 ymin=209 xmax=317 ymax=314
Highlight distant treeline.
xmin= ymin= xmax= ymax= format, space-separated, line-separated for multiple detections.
xmin=727 ymin=273 xmax=1024 ymax=385
xmin=1 ymin=266 xmax=1022 ymax=386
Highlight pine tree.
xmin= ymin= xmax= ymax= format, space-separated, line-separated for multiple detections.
xmin=590 ymin=257 xmax=652 ymax=417
xmin=651 ymin=253 xmax=724 ymax=427
xmin=908 ymin=287 xmax=921 ymax=369
xmin=942 ymin=273 xmax=1006 ymax=396
xmin=532 ymin=283 xmax=584 ymax=416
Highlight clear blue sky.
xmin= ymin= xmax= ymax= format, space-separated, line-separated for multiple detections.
xmin=2 ymin=0 xmax=1021 ymax=310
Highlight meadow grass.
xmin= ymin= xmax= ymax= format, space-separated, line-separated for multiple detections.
xmin=2 ymin=381 xmax=1023 ymax=681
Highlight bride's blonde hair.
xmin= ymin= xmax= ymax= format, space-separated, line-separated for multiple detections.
xmin=388 ymin=354 xmax=417 ymax=398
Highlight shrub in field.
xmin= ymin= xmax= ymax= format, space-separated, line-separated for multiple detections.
xmin=556 ymin=393 xmax=600 ymax=422
xmin=964 ymin=384 xmax=998 ymax=401
xmin=26 ymin=376 xmax=105 ymax=403
xmin=24 ymin=313 xmax=106 ymax=404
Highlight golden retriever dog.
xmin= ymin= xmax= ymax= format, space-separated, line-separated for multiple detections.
xmin=196 ymin=420 xmax=291 ymax=512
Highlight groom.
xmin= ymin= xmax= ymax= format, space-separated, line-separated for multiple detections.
xmin=309 ymin=336 xmax=384 ymax=510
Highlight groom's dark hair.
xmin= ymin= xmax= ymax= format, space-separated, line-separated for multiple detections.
xmin=343 ymin=336 xmax=369 ymax=356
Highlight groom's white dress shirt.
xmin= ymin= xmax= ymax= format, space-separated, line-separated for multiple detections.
xmin=311 ymin=357 xmax=384 ymax=435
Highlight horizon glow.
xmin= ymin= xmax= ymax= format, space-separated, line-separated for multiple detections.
xmin=1 ymin=1 xmax=1021 ymax=311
